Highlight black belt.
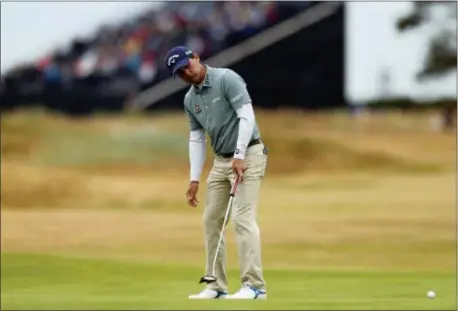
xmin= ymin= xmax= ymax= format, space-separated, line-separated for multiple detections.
xmin=219 ymin=139 xmax=262 ymax=158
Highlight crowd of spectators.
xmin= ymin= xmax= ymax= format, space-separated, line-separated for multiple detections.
xmin=1 ymin=1 xmax=312 ymax=115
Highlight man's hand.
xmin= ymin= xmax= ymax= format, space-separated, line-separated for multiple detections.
xmin=232 ymin=158 xmax=246 ymax=181
xmin=186 ymin=181 xmax=200 ymax=207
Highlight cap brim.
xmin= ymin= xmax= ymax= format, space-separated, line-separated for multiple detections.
xmin=172 ymin=58 xmax=190 ymax=78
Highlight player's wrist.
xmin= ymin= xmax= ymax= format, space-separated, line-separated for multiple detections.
xmin=233 ymin=148 xmax=245 ymax=160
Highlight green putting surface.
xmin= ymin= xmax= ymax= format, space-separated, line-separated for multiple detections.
xmin=1 ymin=252 xmax=455 ymax=310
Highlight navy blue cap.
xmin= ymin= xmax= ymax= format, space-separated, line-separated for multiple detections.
xmin=164 ymin=46 xmax=194 ymax=77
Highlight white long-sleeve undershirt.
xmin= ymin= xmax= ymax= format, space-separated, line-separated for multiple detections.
xmin=188 ymin=103 xmax=255 ymax=182
xmin=189 ymin=128 xmax=206 ymax=182
xmin=233 ymin=103 xmax=255 ymax=159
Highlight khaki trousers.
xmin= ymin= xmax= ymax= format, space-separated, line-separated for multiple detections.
xmin=203 ymin=143 xmax=267 ymax=292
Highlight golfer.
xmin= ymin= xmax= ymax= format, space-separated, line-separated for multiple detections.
xmin=165 ymin=46 xmax=268 ymax=300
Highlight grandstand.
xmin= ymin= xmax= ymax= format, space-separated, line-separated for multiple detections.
xmin=1 ymin=1 xmax=344 ymax=115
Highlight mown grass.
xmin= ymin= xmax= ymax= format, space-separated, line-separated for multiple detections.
xmin=1 ymin=108 xmax=455 ymax=309
xmin=1 ymin=253 xmax=455 ymax=310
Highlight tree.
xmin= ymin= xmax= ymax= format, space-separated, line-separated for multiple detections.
xmin=396 ymin=1 xmax=457 ymax=81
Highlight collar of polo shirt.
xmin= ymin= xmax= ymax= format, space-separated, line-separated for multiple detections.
xmin=194 ymin=65 xmax=213 ymax=93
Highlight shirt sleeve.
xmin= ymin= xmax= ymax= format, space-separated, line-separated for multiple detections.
xmin=222 ymin=70 xmax=252 ymax=111
xmin=233 ymin=104 xmax=255 ymax=160
xmin=184 ymin=97 xmax=205 ymax=181
xmin=184 ymin=103 xmax=203 ymax=131
xmin=189 ymin=129 xmax=206 ymax=182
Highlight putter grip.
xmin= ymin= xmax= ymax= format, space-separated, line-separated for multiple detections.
xmin=230 ymin=175 xmax=240 ymax=197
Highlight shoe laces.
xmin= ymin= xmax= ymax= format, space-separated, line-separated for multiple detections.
xmin=199 ymin=289 xmax=215 ymax=296
xmin=234 ymin=284 xmax=252 ymax=295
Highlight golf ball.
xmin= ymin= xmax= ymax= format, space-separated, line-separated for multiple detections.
xmin=427 ymin=290 xmax=436 ymax=298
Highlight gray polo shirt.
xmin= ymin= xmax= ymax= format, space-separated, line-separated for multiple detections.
xmin=184 ymin=66 xmax=260 ymax=155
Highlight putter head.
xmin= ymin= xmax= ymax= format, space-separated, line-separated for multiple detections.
xmin=199 ymin=276 xmax=217 ymax=284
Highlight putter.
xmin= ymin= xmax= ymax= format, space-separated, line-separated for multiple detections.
xmin=199 ymin=175 xmax=241 ymax=284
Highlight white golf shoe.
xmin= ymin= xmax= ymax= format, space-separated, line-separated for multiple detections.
xmin=226 ymin=284 xmax=267 ymax=300
xmin=188 ymin=288 xmax=228 ymax=299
